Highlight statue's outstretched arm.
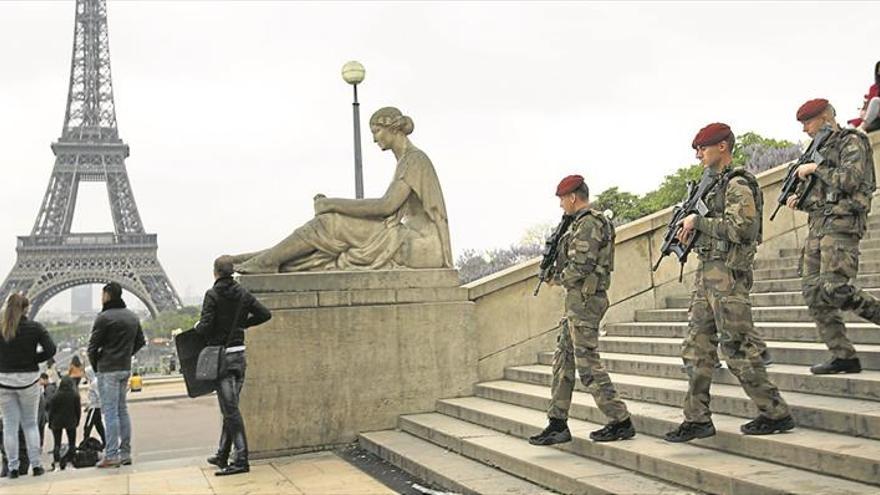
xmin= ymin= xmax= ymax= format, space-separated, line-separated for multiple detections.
xmin=324 ymin=179 xmax=412 ymax=218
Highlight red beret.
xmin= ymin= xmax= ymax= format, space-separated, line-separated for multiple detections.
xmin=556 ymin=175 xmax=584 ymax=196
xmin=796 ymin=98 xmax=829 ymax=122
xmin=691 ymin=123 xmax=733 ymax=149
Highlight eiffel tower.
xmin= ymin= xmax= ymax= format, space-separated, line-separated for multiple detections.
xmin=0 ymin=0 xmax=181 ymax=317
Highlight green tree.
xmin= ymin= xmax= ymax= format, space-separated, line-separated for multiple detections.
xmin=142 ymin=306 xmax=200 ymax=340
xmin=592 ymin=187 xmax=648 ymax=224
xmin=639 ymin=163 xmax=703 ymax=214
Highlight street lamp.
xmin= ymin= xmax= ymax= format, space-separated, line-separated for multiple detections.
xmin=342 ymin=61 xmax=366 ymax=199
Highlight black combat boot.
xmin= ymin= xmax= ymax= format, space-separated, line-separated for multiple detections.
xmin=589 ymin=418 xmax=635 ymax=442
xmin=528 ymin=418 xmax=571 ymax=446
xmin=741 ymin=415 xmax=795 ymax=435
xmin=664 ymin=421 xmax=716 ymax=443
xmin=810 ymin=357 xmax=861 ymax=375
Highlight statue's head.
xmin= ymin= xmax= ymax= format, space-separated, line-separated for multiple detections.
xmin=369 ymin=107 xmax=414 ymax=151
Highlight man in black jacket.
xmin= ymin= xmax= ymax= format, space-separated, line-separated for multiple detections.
xmin=195 ymin=256 xmax=271 ymax=476
xmin=87 ymin=282 xmax=145 ymax=468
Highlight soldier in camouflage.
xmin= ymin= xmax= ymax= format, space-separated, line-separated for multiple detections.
xmin=529 ymin=175 xmax=635 ymax=446
xmin=786 ymin=98 xmax=879 ymax=375
xmin=665 ymin=123 xmax=794 ymax=442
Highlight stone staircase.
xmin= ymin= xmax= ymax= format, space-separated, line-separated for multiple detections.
xmin=359 ymin=216 xmax=880 ymax=494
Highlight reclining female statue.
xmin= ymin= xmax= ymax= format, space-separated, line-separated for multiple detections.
xmin=232 ymin=107 xmax=453 ymax=273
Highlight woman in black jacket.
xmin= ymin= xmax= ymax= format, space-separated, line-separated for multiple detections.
xmin=0 ymin=293 xmax=56 ymax=478
xmin=47 ymin=376 xmax=81 ymax=470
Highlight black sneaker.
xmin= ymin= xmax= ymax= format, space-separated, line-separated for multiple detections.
xmin=9 ymin=469 xmax=18 ymax=479
xmin=207 ymin=454 xmax=228 ymax=469
xmin=810 ymin=358 xmax=861 ymax=374
xmin=664 ymin=421 xmax=716 ymax=443
xmin=215 ymin=463 xmax=249 ymax=476
xmin=741 ymin=415 xmax=795 ymax=435
xmin=528 ymin=419 xmax=572 ymax=446
xmin=32 ymin=466 xmax=45 ymax=477
xmin=589 ymin=418 xmax=635 ymax=442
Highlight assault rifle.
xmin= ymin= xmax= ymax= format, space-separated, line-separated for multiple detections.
xmin=651 ymin=167 xmax=721 ymax=281
xmin=769 ymin=125 xmax=833 ymax=221
xmin=533 ymin=214 xmax=575 ymax=296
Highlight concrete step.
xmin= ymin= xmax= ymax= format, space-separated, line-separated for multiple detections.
xmin=592 ymin=336 xmax=880 ymax=370
xmin=666 ymin=289 xmax=880 ymax=309
xmin=752 ymin=273 xmax=880 ymax=293
xmin=476 ymin=380 xmax=880 ymax=486
xmin=396 ymin=412 xmax=689 ymax=495
xmin=583 ymin=351 xmax=880 ymax=401
xmin=754 ymin=260 xmax=880 ymax=281
xmin=755 ymin=254 xmax=880 ymax=271
xmin=606 ymin=321 xmax=880 ymax=345
xmin=635 ymin=306 xmax=877 ymax=324
xmin=862 ymin=233 xmax=880 ymax=242
xmin=435 ymin=396 xmax=878 ymax=494
xmin=358 ymin=429 xmax=555 ymax=495
xmin=777 ymin=244 xmax=880 ymax=258
xmin=517 ymin=364 xmax=880 ymax=440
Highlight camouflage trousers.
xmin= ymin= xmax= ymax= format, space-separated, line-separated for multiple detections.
xmin=682 ymin=260 xmax=790 ymax=423
xmin=801 ymin=231 xmax=880 ymax=359
xmin=548 ymin=290 xmax=629 ymax=423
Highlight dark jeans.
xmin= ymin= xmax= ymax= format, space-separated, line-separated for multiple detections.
xmin=52 ymin=427 xmax=76 ymax=468
xmin=84 ymin=407 xmax=106 ymax=447
xmin=215 ymin=351 xmax=248 ymax=466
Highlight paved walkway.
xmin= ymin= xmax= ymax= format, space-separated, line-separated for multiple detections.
xmin=0 ymin=452 xmax=396 ymax=495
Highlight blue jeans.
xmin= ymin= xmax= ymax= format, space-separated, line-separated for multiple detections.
xmin=0 ymin=383 xmax=43 ymax=471
xmin=97 ymin=370 xmax=131 ymax=461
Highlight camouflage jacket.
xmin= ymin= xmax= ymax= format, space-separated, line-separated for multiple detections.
xmin=555 ymin=208 xmax=615 ymax=296
xmin=797 ymin=128 xmax=876 ymax=236
xmin=693 ymin=167 xmax=761 ymax=271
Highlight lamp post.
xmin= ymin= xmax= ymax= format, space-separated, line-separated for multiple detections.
xmin=342 ymin=61 xmax=366 ymax=199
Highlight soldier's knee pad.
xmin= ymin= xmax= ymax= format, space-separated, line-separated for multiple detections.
xmin=819 ymin=282 xmax=856 ymax=309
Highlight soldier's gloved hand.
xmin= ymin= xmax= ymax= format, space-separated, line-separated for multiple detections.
xmin=785 ymin=194 xmax=799 ymax=210
xmin=796 ymin=163 xmax=818 ymax=179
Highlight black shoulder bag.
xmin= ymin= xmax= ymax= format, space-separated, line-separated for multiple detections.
xmin=195 ymin=299 xmax=243 ymax=381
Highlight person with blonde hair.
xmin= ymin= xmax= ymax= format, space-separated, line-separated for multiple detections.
xmin=0 ymin=293 xmax=56 ymax=478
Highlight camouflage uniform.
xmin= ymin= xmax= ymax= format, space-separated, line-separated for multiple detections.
xmin=548 ymin=208 xmax=630 ymax=423
xmin=681 ymin=167 xmax=791 ymax=423
xmin=797 ymin=129 xmax=879 ymax=359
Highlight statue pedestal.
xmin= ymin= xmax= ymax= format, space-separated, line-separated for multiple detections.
xmin=237 ymin=269 xmax=476 ymax=456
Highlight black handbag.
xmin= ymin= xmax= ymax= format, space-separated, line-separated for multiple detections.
xmin=195 ymin=299 xmax=244 ymax=381
xmin=195 ymin=344 xmax=225 ymax=381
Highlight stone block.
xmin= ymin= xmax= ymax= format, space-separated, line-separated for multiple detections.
xmin=239 ymin=270 xmax=476 ymax=455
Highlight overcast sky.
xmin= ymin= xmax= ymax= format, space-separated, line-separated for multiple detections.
xmin=1 ymin=1 xmax=878 ymax=312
